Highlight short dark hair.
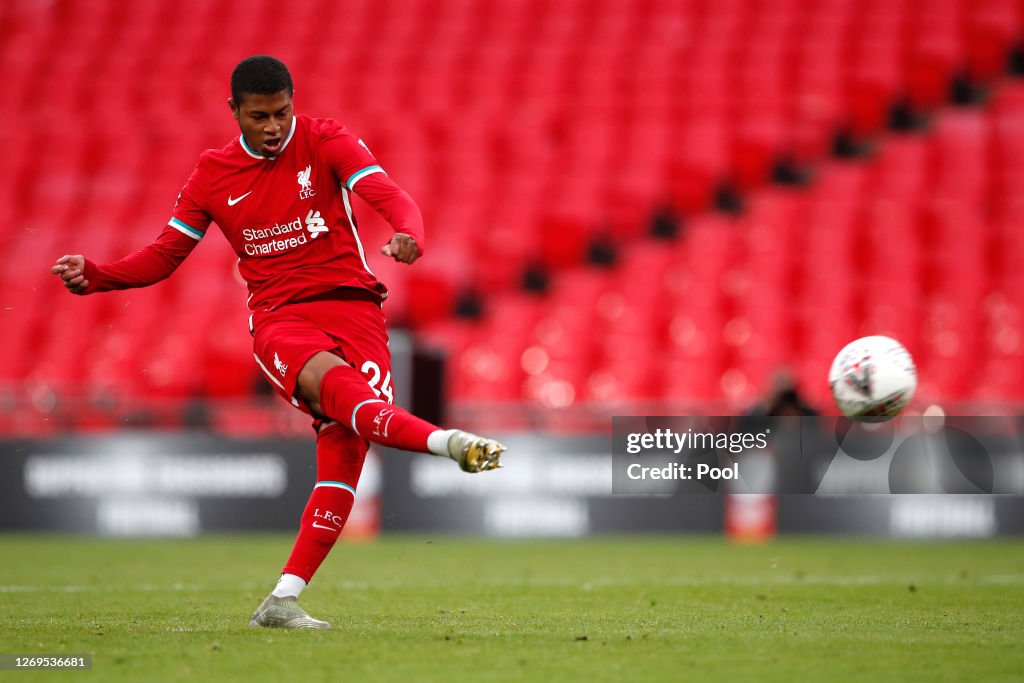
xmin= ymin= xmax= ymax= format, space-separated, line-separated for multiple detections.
xmin=231 ymin=56 xmax=293 ymax=104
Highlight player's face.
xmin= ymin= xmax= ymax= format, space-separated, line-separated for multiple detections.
xmin=230 ymin=90 xmax=294 ymax=157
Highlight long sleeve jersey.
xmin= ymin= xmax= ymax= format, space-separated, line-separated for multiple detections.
xmin=84 ymin=114 xmax=424 ymax=310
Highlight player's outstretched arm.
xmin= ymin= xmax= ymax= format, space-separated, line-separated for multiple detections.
xmin=50 ymin=225 xmax=200 ymax=296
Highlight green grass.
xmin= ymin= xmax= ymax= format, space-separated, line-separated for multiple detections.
xmin=1 ymin=535 xmax=1022 ymax=682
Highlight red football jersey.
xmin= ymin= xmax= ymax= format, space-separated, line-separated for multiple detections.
xmin=169 ymin=115 xmax=403 ymax=311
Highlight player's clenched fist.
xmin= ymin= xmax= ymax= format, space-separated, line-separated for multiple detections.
xmin=51 ymin=254 xmax=90 ymax=295
xmin=380 ymin=234 xmax=421 ymax=264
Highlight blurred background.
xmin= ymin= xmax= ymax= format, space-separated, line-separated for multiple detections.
xmin=1 ymin=0 xmax=1023 ymax=540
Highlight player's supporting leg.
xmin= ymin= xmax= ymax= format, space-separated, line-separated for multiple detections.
xmin=314 ymin=359 xmax=504 ymax=473
xmin=249 ymin=425 xmax=365 ymax=630
xmin=281 ymin=424 xmax=364 ymax=587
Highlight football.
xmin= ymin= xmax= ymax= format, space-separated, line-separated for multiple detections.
xmin=829 ymin=335 xmax=917 ymax=420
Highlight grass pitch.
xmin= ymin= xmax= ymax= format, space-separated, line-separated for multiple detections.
xmin=1 ymin=535 xmax=1022 ymax=682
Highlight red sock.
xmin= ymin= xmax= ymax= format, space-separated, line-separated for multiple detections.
xmin=318 ymin=364 xmax=438 ymax=453
xmin=282 ymin=425 xmax=367 ymax=582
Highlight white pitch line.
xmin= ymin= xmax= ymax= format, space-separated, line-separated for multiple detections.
xmin=0 ymin=574 xmax=1021 ymax=594
xmin=0 ymin=582 xmax=214 ymax=593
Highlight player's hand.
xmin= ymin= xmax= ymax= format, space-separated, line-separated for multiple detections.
xmin=381 ymin=234 xmax=421 ymax=264
xmin=51 ymin=254 xmax=90 ymax=295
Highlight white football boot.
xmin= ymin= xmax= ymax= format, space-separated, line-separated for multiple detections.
xmin=248 ymin=594 xmax=331 ymax=630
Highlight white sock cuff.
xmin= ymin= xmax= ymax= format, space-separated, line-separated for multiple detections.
xmin=272 ymin=573 xmax=308 ymax=599
xmin=427 ymin=429 xmax=458 ymax=457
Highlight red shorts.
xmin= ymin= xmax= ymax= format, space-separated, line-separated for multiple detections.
xmin=251 ymin=290 xmax=394 ymax=417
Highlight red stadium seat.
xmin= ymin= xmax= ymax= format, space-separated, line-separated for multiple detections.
xmin=965 ymin=0 xmax=1020 ymax=82
xmin=849 ymin=58 xmax=902 ymax=137
xmin=907 ymin=30 xmax=962 ymax=110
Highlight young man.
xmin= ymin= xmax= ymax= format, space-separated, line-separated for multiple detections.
xmin=51 ymin=55 xmax=505 ymax=630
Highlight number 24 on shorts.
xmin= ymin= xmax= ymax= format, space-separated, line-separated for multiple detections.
xmin=361 ymin=360 xmax=393 ymax=403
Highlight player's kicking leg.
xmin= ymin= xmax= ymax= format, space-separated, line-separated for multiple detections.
xmin=300 ymin=351 xmax=507 ymax=472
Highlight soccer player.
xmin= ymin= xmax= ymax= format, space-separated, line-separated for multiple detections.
xmin=50 ymin=55 xmax=505 ymax=630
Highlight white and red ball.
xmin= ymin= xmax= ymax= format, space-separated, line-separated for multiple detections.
xmin=829 ymin=336 xmax=917 ymax=420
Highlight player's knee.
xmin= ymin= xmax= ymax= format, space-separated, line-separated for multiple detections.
xmin=322 ymin=365 xmax=388 ymax=427
xmin=296 ymin=351 xmax=348 ymax=414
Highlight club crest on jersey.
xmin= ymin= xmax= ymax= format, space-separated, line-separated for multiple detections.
xmin=297 ymin=165 xmax=316 ymax=200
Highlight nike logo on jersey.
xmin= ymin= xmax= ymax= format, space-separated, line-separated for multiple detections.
xmin=311 ymin=522 xmax=335 ymax=531
xmin=227 ymin=191 xmax=253 ymax=206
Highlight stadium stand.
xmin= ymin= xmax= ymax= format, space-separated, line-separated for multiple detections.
xmin=1 ymin=0 xmax=1022 ymax=431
